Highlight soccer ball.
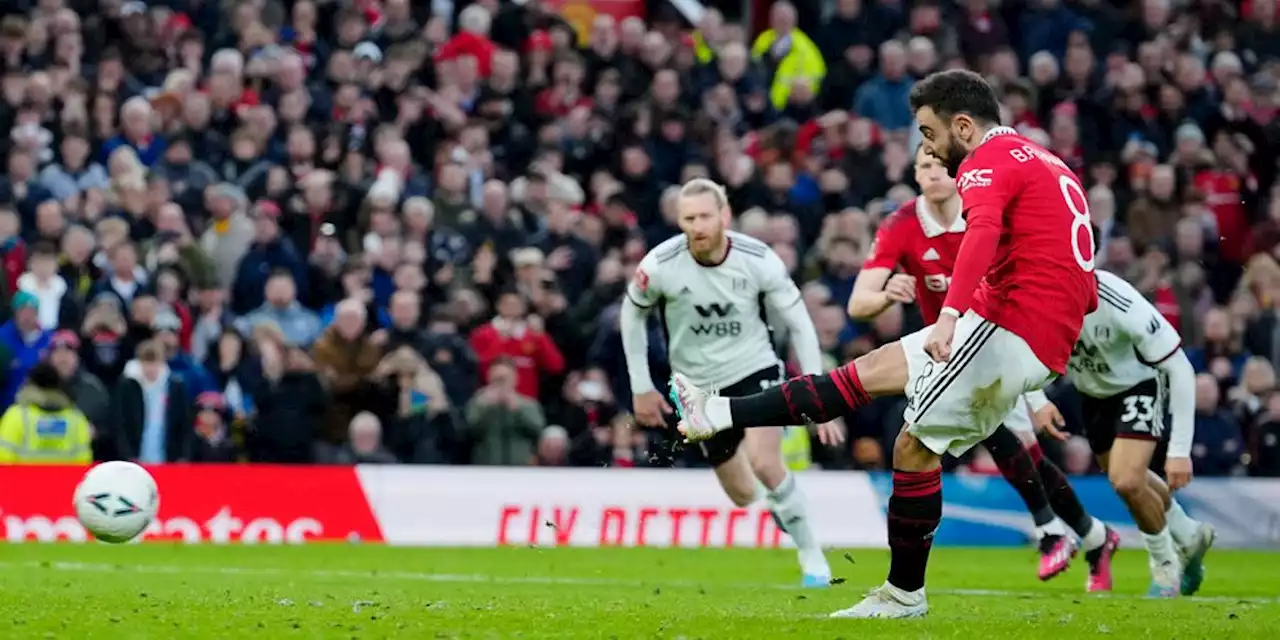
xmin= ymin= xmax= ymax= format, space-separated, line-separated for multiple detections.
xmin=73 ymin=461 xmax=160 ymax=543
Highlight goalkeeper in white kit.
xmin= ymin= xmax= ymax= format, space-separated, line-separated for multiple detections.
xmin=621 ymin=179 xmax=841 ymax=587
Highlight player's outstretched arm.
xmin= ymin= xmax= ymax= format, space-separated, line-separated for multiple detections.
xmin=1154 ymin=349 xmax=1196 ymax=489
xmin=848 ymin=267 xmax=898 ymax=320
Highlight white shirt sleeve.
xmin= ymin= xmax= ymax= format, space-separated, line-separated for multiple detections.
xmin=622 ymin=253 xmax=663 ymax=394
xmin=760 ymin=249 xmax=823 ymax=376
xmin=1102 ymin=272 xmax=1182 ymax=365
xmin=1155 ymin=350 xmax=1196 ymax=459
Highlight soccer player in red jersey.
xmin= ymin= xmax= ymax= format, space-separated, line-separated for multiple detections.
xmin=667 ymin=70 xmax=1100 ymax=618
xmin=849 ymin=145 xmax=1116 ymax=586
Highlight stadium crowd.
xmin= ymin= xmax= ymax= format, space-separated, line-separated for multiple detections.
xmin=0 ymin=0 xmax=1277 ymax=476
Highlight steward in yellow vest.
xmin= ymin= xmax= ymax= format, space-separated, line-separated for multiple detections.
xmin=0 ymin=362 xmax=92 ymax=464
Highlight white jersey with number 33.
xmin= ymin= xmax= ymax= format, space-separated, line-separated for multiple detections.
xmin=625 ymin=232 xmax=800 ymax=389
xmin=1067 ymin=270 xmax=1182 ymax=398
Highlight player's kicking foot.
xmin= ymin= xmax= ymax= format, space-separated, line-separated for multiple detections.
xmin=1084 ymin=526 xmax=1121 ymax=592
xmin=1178 ymin=522 xmax=1215 ymax=596
xmin=829 ymin=583 xmax=928 ymax=619
xmin=670 ymin=373 xmax=721 ymax=440
xmin=1038 ymin=534 xmax=1077 ymax=581
xmin=1147 ymin=559 xmax=1182 ymax=598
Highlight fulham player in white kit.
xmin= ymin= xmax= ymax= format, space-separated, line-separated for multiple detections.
xmin=621 ymin=178 xmax=839 ymax=587
xmin=1029 ymin=270 xmax=1215 ymax=597
xmin=669 ymin=70 xmax=1099 ymax=618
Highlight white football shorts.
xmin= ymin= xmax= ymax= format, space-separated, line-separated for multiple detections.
xmin=900 ymin=311 xmax=1053 ymax=456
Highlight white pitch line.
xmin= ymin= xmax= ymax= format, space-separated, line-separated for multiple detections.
xmin=3 ymin=561 xmax=1276 ymax=605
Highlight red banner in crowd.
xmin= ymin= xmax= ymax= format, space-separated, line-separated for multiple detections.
xmin=0 ymin=465 xmax=383 ymax=543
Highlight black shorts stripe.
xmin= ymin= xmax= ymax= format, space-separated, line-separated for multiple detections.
xmin=912 ymin=321 xmax=999 ymax=420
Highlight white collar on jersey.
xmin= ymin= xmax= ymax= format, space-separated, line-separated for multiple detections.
xmin=916 ymin=195 xmax=966 ymax=238
xmin=980 ymin=126 xmax=1018 ymax=145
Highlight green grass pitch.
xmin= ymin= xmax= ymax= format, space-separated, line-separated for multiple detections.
xmin=0 ymin=544 xmax=1276 ymax=638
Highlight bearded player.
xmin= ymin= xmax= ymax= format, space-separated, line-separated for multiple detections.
xmin=848 ymin=144 xmax=1116 ymax=585
xmin=1028 ymin=269 xmax=1215 ymax=597
xmin=669 ymin=69 xmax=1097 ymax=618
xmin=621 ymin=178 xmax=841 ymax=587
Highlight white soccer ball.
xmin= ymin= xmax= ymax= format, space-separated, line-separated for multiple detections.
xmin=73 ymin=461 xmax=160 ymax=543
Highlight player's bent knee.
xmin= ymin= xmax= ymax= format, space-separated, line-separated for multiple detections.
xmin=891 ymin=429 xmax=937 ymax=471
xmin=748 ymin=449 xmax=784 ymax=481
xmin=852 ymin=343 xmax=909 ymax=396
xmin=1108 ymin=467 xmax=1146 ymax=500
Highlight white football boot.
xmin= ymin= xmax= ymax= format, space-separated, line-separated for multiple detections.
xmin=829 ymin=583 xmax=928 ymax=619
xmin=669 ymin=373 xmax=725 ymax=441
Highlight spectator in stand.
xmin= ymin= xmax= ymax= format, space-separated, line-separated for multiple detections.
xmin=372 ymin=346 xmax=460 ymax=463
xmin=231 ymin=201 xmax=308 ymax=315
xmin=236 ymin=271 xmax=321 ymax=348
xmin=200 ymin=184 xmax=254 ymax=291
xmin=204 ymin=327 xmax=261 ymax=420
xmin=437 ymin=5 xmax=498 ymax=78
xmin=854 ymin=40 xmax=915 ymax=133
xmin=465 ymin=357 xmax=545 ymax=465
xmin=311 ymin=298 xmax=382 ymax=454
xmin=46 ymin=330 xmax=111 ymax=457
xmin=334 ymin=412 xmax=398 ymax=464
xmin=535 ymin=425 xmax=570 ymax=466
xmin=469 ymin=288 xmax=565 ymax=401
xmin=0 ymin=291 xmax=53 ymax=410
xmin=186 ymin=391 xmax=241 ymax=463
xmin=100 ymin=97 xmax=167 ymax=167
xmin=18 ymin=241 xmax=79 ymax=331
xmin=0 ymin=361 xmax=92 ymax=465
xmin=751 ymin=1 xmax=826 ymax=110
xmin=1194 ymin=372 xmax=1247 ymax=475
xmin=153 ymin=305 xmax=210 ymax=402
xmin=87 ymin=241 xmax=146 ymax=311
xmin=249 ymin=338 xmax=326 ymax=464
xmin=113 ymin=339 xmax=193 ymax=463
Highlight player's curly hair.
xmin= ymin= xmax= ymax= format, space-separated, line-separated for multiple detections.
xmin=908 ymin=69 xmax=1001 ymax=126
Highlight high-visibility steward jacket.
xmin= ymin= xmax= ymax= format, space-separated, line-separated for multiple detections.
xmin=781 ymin=425 xmax=812 ymax=471
xmin=0 ymin=384 xmax=92 ymax=464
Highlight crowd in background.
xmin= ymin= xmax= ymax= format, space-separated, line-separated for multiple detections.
xmin=0 ymin=0 xmax=1278 ymax=475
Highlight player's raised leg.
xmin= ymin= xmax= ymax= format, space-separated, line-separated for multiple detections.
xmin=743 ymin=427 xmax=831 ymax=586
xmin=1100 ymin=439 xmax=1182 ymax=597
xmin=671 ymin=341 xmax=902 ymax=438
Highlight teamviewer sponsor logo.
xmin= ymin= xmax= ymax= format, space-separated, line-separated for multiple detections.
xmin=957 ymin=169 xmax=993 ymax=192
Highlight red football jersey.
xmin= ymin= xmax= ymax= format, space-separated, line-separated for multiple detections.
xmin=863 ymin=196 xmax=965 ymax=324
xmin=950 ymin=127 xmax=1099 ymax=374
